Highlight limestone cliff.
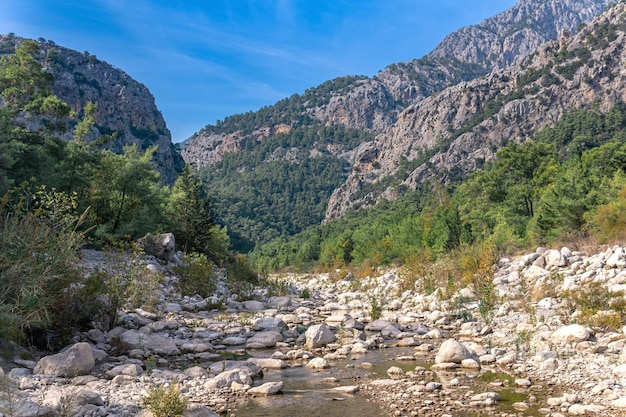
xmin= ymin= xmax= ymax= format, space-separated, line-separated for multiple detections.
xmin=325 ymin=3 xmax=626 ymax=220
xmin=183 ymin=0 xmax=611 ymax=171
xmin=0 ymin=35 xmax=184 ymax=184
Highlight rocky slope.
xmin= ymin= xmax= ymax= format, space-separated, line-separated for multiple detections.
xmin=2 ymin=243 xmax=626 ymax=416
xmin=183 ymin=0 xmax=611 ymax=170
xmin=325 ymin=2 xmax=626 ymax=220
xmin=0 ymin=34 xmax=184 ymax=184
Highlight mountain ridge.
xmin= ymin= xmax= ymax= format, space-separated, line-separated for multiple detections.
xmin=181 ymin=0 xmax=613 ymax=246
xmin=0 ymin=34 xmax=184 ymax=184
xmin=325 ymin=2 xmax=626 ymax=220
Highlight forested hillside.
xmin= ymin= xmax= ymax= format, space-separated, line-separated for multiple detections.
xmin=183 ymin=0 xmax=613 ymax=251
xmin=251 ymin=102 xmax=626 ymax=272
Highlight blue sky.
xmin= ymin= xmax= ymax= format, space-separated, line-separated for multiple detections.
xmin=1 ymin=1 xmax=516 ymax=142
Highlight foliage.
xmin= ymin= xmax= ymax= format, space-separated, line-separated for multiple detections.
xmin=563 ymin=281 xmax=626 ymax=331
xmin=167 ymin=164 xmax=229 ymax=263
xmin=0 ymin=187 xmax=87 ymax=348
xmin=173 ymin=252 xmax=217 ymax=299
xmin=370 ymin=297 xmax=382 ymax=321
xmin=225 ymin=253 xmax=260 ymax=300
xmin=142 ymin=384 xmax=188 ymax=417
xmin=197 ymin=123 xmax=374 ymax=251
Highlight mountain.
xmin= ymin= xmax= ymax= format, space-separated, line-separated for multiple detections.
xmin=0 ymin=34 xmax=184 ymax=184
xmin=183 ymin=0 xmax=611 ymax=170
xmin=326 ymin=2 xmax=626 ymax=219
xmin=181 ymin=0 xmax=613 ymax=247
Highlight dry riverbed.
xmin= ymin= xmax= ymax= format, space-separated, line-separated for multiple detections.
xmin=2 ymin=246 xmax=626 ymax=417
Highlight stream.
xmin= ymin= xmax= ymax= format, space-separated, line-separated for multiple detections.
xmin=231 ymin=347 xmax=539 ymax=417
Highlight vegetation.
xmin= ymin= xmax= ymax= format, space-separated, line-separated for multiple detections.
xmin=142 ymin=384 xmax=188 ymax=417
xmin=252 ymin=100 xmax=626 ymax=274
xmin=198 ymin=124 xmax=374 ymax=251
xmin=0 ymin=40 xmax=243 ymax=349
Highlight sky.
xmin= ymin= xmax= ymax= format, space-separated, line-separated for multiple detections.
xmin=0 ymin=0 xmax=517 ymax=142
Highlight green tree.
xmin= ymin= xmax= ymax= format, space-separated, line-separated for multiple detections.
xmin=168 ymin=164 xmax=229 ymax=262
xmin=89 ymin=144 xmax=165 ymax=240
xmin=0 ymin=40 xmax=71 ymax=194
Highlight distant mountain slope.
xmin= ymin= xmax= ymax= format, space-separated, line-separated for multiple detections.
xmin=183 ymin=0 xmax=611 ymax=170
xmin=326 ymin=3 xmax=626 ymax=219
xmin=0 ymin=34 xmax=184 ymax=184
xmin=181 ymin=0 xmax=612 ymax=248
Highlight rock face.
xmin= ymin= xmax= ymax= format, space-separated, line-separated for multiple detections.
xmin=33 ymin=342 xmax=95 ymax=377
xmin=325 ymin=3 xmax=626 ymax=219
xmin=184 ymin=0 xmax=611 ymax=169
xmin=179 ymin=0 xmax=613 ymax=229
xmin=0 ymin=34 xmax=184 ymax=184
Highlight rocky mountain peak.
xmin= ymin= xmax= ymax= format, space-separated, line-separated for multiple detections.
xmin=0 ymin=34 xmax=184 ymax=184
xmin=324 ymin=2 xmax=626 ymax=221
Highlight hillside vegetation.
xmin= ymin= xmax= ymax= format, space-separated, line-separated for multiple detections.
xmin=251 ymin=101 xmax=626 ymax=272
xmin=0 ymin=41 xmax=234 ymax=348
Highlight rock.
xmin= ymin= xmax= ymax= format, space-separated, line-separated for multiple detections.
xmin=613 ymin=364 xmax=626 ymax=378
xmin=305 ymin=324 xmax=337 ymax=349
xmin=14 ymin=401 xmax=55 ymax=417
xmin=33 ymin=342 xmax=95 ymax=377
xmin=435 ymin=339 xmax=477 ymax=364
xmin=611 ymin=396 xmax=626 ymax=408
xmin=568 ymin=404 xmax=605 ymax=415
xmin=205 ymin=369 xmax=253 ymax=389
xmin=104 ymin=363 xmax=143 ymax=379
xmin=333 ymin=385 xmax=359 ymax=394
xmin=183 ymin=406 xmax=221 ymax=417
xmin=461 ymin=358 xmax=481 ymax=369
xmin=387 ymin=366 xmax=404 ymax=377
xmin=137 ymin=232 xmax=176 ymax=262
xmin=551 ymin=324 xmax=591 ymax=344
xmin=365 ymin=320 xmax=397 ymax=332
xmin=248 ymin=381 xmax=284 ymax=396
xmin=545 ymin=249 xmax=568 ymax=267
xmin=243 ymin=300 xmax=265 ymax=312
xmin=245 ymin=331 xmax=283 ymax=349
xmin=119 ymin=330 xmax=181 ymax=356
xmin=306 ymin=357 xmax=330 ymax=369
xmin=247 ymin=358 xmax=287 ymax=370
xmin=184 ymin=366 xmax=209 ymax=378
xmin=253 ymin=317 xmax=287 ymax=331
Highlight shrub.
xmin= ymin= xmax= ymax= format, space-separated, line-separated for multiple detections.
xmin=225 ymin=253 xmax=259 ymax=300
xmin=0 ymin=187 xmax=88 ymax=348
xmin=142 ymin=384 xmax=188 ymax=417
xmin=173 ymin=252 xmax=217 ymax=298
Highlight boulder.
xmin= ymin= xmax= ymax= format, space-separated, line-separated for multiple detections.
xmin=306 ymin=357 xmax=330 ymax=369
xmin=137 ymin=232 xmax=176 ymax=262
xmin=119 ymin=330 xmax=181 ymax=356
xmin=247 ymin=358 xmax=287 ymax=370
xmin=205 ymin=369 xmax=253 ymax=389
xmin=248 ymin=381 xmax=284 ymax=396
xmin=435 ymin=339 xmax=477 ymax=364
xmin=545 ymin=249 xmax=568 ymax=267
xmin=551 ymin=324 xmax=591 ymax=344
xmin=253 ymin=317 xmax=288 ymax=331
xmin=245 ymin=331 xmax=283 ymax=349
xmin=33 ymin=342 xmax=95 ymax=377
xmin=305 ymin=324 xmax=337 ymax=349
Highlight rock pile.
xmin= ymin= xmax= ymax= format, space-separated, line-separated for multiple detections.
xmin=1 ymin=245 xmax=626 ymax=416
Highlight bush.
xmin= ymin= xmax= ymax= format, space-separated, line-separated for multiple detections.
xmin=0 ymin=187 xmax=88 ymax=348
xmin=142 ymin=384 xmax=188 ymax=417
xmin=225 ymin=253 xmax=259 ymax=300
xmin=173 ymin=253 xmax=217 ymax=298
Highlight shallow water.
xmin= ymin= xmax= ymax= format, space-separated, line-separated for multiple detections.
xmin=231 ymin=347 xmax=541 ymax=417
